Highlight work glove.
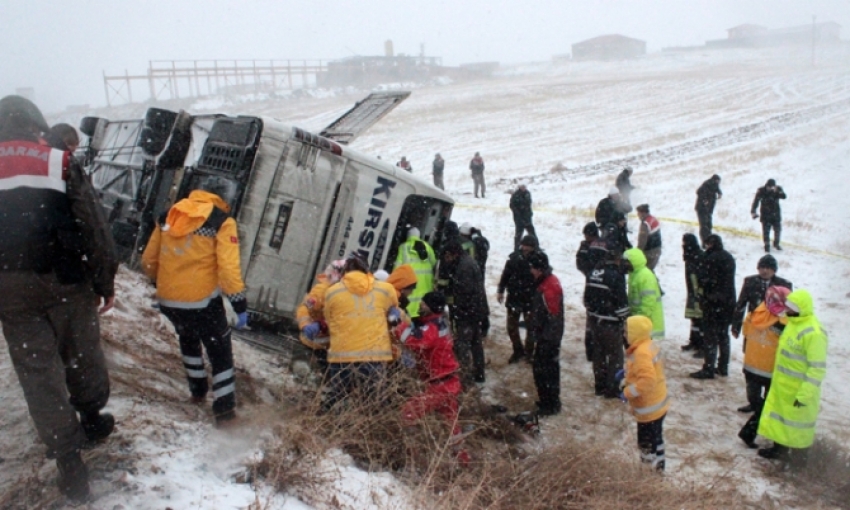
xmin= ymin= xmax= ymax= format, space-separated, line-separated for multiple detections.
xmin=235 ymin=312 xmax=249 ymax=330
xmin=793 ymin=399 xmax=806 ymax=408
xmin=302 ymin=321 xmax=321 ymax=340
xmin=752 ymin=213 xmax=759 ymax=219
xmin=618 ymin=392 xmax=628 ymax=403
xmin=614 ymin=369 xmax=625 ymax=383
xmin=387 ymin=306 xmax=402 ymax=326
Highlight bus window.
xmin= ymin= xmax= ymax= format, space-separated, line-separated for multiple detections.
xmin=385 ymin=195 xmax=452 ymax=270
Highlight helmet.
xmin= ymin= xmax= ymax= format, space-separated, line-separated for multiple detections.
xmin=0 ymin=95 xmax=50 ymax=133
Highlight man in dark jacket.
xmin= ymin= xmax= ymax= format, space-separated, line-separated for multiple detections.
xmin=442 ymin=241 xmax=489 ymax=385
xmin=695 ymin=175 xmax=722 ymax=246
xmin=751 ymin=179 xmax=786 ymax=252
xmin=469 ymin=152 xmax=485 ymax=198
xmin=432 ymin=153 xmax=445 ymax=190
xmin=498 ymin=235 xmax=539 ymax=363
xmin=528 ymin=252 xmax=564 ymax=416
xmin=510 ymin=184 xmax=537 ymax=250
xmin=730 ymin=254 xmax=792 ymax=414
xmin=576 ymin=223 xmax=608 ymax=361
xmin=584 ymin=243 xmax=630 ymax=397
xmin=691 ymin=234 xmax=736 ymax=379
xmin=596 ymin=187 xmax=632 ymax=227
xmin=0 ymin=95 xmax=118 ymax=502
xmin=615 ymin=166 xmax=635 ymax=205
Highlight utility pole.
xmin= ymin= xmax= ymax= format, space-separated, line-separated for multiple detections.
xmin=811 ymin=15 xmax=816 ymax=67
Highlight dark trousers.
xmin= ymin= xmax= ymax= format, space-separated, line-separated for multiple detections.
xmin=472 ymin=173 xmax=486 ymax=197
xmin=324 ymin=362 xmax=387 ymax=411
xmin=739 ymin=371 xmax=771 ymax=444
xmin=506 ymin=306 xmax=533 ymax=357
xmin=697 ymin=210 xmax=713 ymax=245
xmin=702 ymin=319 xmax=730 ymax=372
xmin=0 ymin=271 xmax=109 ymax=458
xmin=513 ymin=221 xmax=537 ymax=251
xmin=160 ymin=296 xmax=236 ymax=419
xmin=532 ymin=330 xmax=562 ymax=412
xmin=637 ymin=413 xmax=666 ymax=471
xmin=687 ymin=318 xmax=704 ymax=350
xmin=454 ymin=319 xmax=485 ymax=385
xmin=590 ymin=320 xmax=624 ymax=397
xmin=433 ymin=173 xmax=444 ymax=190
xmin=761 ymin=221 xmax=781 ymax=248
xmin=583 ymin=311 xmax=595 ymax=361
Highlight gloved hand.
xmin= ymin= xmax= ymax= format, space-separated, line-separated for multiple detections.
xmin=401 ymin=350 xmax=416 ymax=369
xmin=302 ymin=321 xmax=321 ymax=340
xmin=235 ymin=312 xmax=249 ymax=330
xmin=387 ymin=306 xmax=402 ymax=325
xmin=619 ymin=392 xmax=628 ymax=403
xmin=793 ymin=399 xmax=806 ymax=408
xmin=614 ymin=369 xmax=625 ymax=383
xmin=752 ymin=213 xmax=759 ymax=219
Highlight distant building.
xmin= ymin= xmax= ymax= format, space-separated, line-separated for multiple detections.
xmin=707 ymin=21 xmax=841 ymax=48
xmin=572 ymin=35 xmax=646 ymax=61
xmin=727 ymin=24 xmax=768 ymax=41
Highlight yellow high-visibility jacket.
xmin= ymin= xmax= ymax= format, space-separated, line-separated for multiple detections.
xmin=623 ymin=316 xmax=670 ymax=423
xmin=141 ymin=190 xmax=245 ymax=310
xmin=393 ymin=236 xmax=436 ymax=317
xmin=741 ymin=303 xmax=785 ymax=379
xmin=758 ymin=290 xmax=828 ymax=449
xmin=295 ymin=275 xmax=333 ymax=349
xmin=324 ymin=271 xmax=398 ymax=363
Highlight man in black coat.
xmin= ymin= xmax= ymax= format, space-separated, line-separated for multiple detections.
xmin=695 ymin=174 xmax=723 ymax=246
xmin=584 ymin=243 xmax=630 ymax=397
xmin=751 ymin=179 xmax=786 ymax=252
xmin=442 ymin=241 xmax=489 ymax=385
xmin=691 ymin=234 xmax=736 ymax=379
xmin=576 ymin=223 xmax=608 ymax=361
xmin=498 ymin=235 xmax=539 ymax=364
xmin=730 ymin=254 xmax=792 ymax=413
xmin=510 ymin=184 xmax=537 ymax=250
xmin=431 ymin=153 xmax=445 ymax=190
xmin=615 ymin=167 xmax=635 ymax=206
xmin=596 ymin=187 xmax=632 ymax=227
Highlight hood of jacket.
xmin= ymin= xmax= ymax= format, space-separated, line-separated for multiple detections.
xmin=626 ymin=315 xmax=653 ymax=346
xmin=624 ymin=248 xmax=647 ymax=272
xmin=342 ymin=270 xmax=375 ymax=296
xmin=387 ymin=264 xmax=417 ymax=292
xmin=165 ymin=190 xmax=231 ymax=237
xmin=786 ymin=289 xmax=814 ymax=318
xmin=750 ymin=302 xmax=785 ymax=329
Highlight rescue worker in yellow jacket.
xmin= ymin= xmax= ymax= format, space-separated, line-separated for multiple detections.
xmin=757 ymin=289 xmax=828 ymax=466
xmin=293 ymin=260 xmax=346 ymax=378
xmin=393 ymin=227 xmax=436 ymax=317
xmin=617 ymin=315 xmax=670 ymax=471
xmin=141 ymin=180 xmax=246 ymax=426
xmin=737 ymin=286 xmax=790 ymax=448
xmin=322 ymin=253 xmax=399 ymax=410
xmin=385 ymin=264 xmax=417 ymax=362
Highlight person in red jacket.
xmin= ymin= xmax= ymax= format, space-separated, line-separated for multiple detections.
xmin=528 ymin=251 xmax=565 ymax=416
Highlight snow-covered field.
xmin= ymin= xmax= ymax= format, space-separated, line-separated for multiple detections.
xmin=2 ymin=44 xmax=850 ymax=508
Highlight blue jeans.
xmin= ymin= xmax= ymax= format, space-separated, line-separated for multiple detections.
xmin=324 ymin=362 xmax=387 ymax=411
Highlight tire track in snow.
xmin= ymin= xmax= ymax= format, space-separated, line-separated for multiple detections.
xmin=497 ymin=96 xmax=850 ymax=186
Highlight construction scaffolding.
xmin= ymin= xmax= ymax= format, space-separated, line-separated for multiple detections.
xmin=103 ymin=59 xmax=328 ymax=106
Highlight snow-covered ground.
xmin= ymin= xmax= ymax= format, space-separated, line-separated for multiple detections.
xmin=2 ymin=44 xmax=850 ymax=508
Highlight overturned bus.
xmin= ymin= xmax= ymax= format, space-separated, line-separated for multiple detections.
xmin=80 ymin=92 xmax=453 ymax=328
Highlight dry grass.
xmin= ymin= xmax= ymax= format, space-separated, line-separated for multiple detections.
xmin=770 ymin=437 xmax=850 ymax=510
xmin=247 ymin=369 xmax=747 ymax=510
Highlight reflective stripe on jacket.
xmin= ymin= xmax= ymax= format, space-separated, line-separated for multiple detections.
xmin=624 ymin=248 xmax=665 ymax=339
xmin=141 ymin=191 xmax=246 ymax=309
xmin=741 ymin=303 xmax=783 ymax=378
xmin=394 ymin=238 xmax=436 ymax=317
xmin=623 ymin=316 xmax=669 ymax=423
xmin=324 ymin=271 xmax=399 ymax=363
xmin=758 ymin=290 xmax=827 ymax=449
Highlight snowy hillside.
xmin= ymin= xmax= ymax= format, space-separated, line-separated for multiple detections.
xmin=2 ymin=45 xmax=850 ymax=508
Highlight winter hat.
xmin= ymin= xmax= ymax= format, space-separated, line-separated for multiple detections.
xmin=757 ymin=254 xmax=778 ymax=272
xmin=608 ymin=186 xmax=620 ymax=196
xmin=407 ymin=226 xmax=420 ymax=239
xmin=582 ymin=222 xmax=599 ymax=236
xmin=520 ymin=234 xmax=539 ymax=248
xmin=386 ymin=264 xmax=417 ymax=292
xmin=765 ymin=286 xmax=791 ymax=316
xmin=766 ymin=179 xmax=776 ymax=187
xmin=636 ymin=204 xmax=650 ymax=214
xmin=374 ymin=269 xmax=389 ymax=281
xmin=421 ymin=291 xmax=446 ymax=313
xmin=459 ymin=222 xmax=473 ymax=236
xmin=711 ymin=174 xmax=722 ymax=182
xmin=626 ymin=316 xmax=653 ymax=345
xmin=0 ymin=95 xmax=50 ymax=133
xmin=528 ymin=251 xmax=549 ymax=271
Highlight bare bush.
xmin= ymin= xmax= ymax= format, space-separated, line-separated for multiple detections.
xmin=772 ymin=437 xmax=850 ymax=509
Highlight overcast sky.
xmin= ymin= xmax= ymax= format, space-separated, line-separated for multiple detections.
xmin=2 ymin=0 xmax=848 ymax=112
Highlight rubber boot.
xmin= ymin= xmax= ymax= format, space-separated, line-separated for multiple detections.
xmin=80 ymin=412 xmax=115 ymax=442
xmin=57 ymin=451 xmax=89 ymax=502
